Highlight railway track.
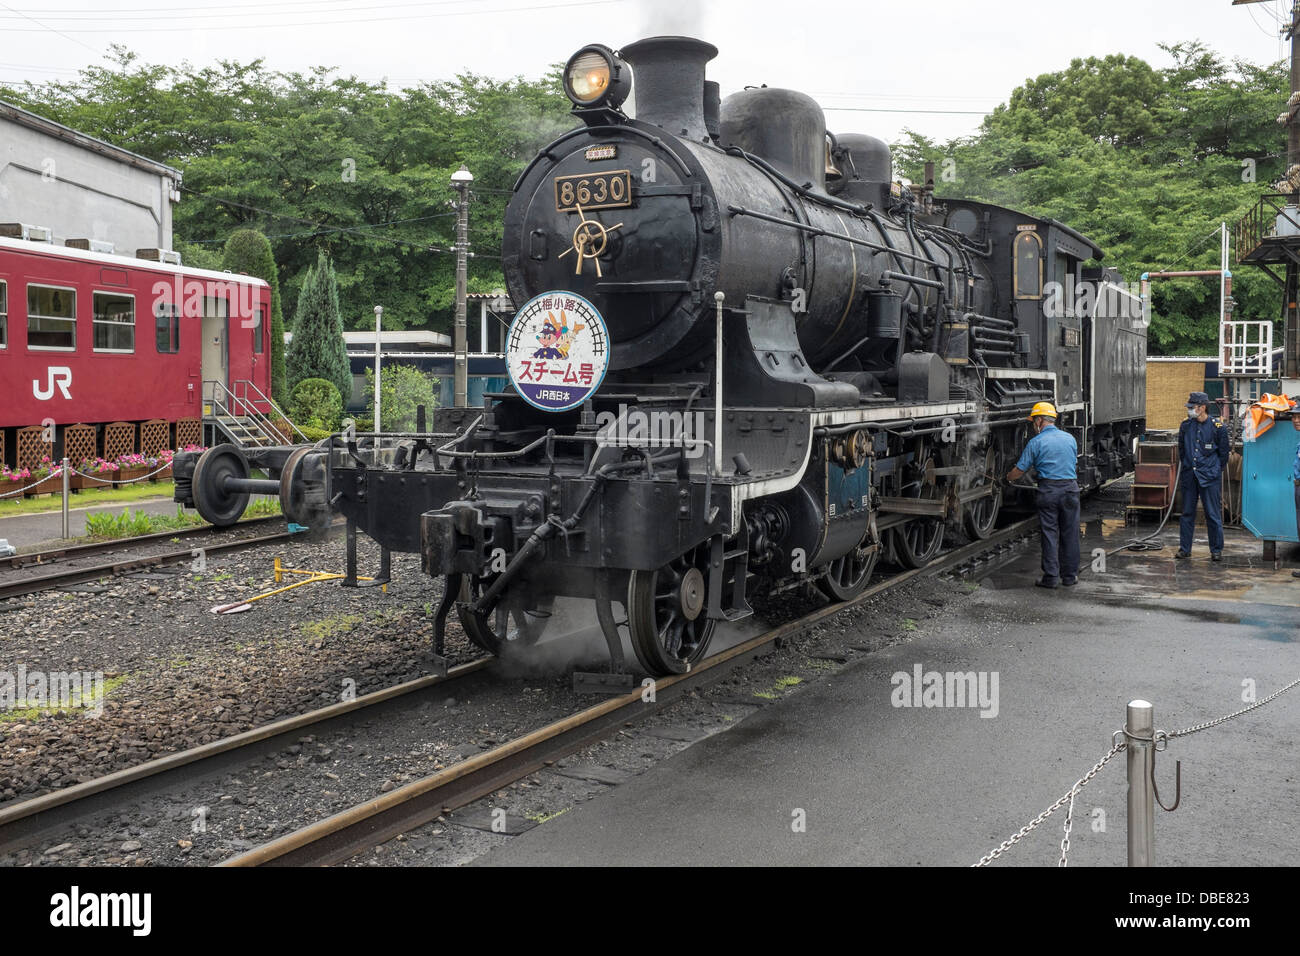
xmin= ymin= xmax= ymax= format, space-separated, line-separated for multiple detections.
xmin=0 ymin=516 xmax=323 ymax=601
xmin=0 ymin=660 xmax=492 ymax=855
xmin=223 ymin=516 xmax=1039 ymax=867
xmin=0 ymin=516 xmax=1037 ymax=864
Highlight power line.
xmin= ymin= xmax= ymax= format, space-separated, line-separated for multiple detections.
xmin=0 ymin=0 xmax=497 ymax=22
xmin=0 ymin=0 xmax=100 ymax=55
xmin=824 ymin=106 xmax=989 ymax=116
xmin=0 ymin=0 xmax=624 ymax=32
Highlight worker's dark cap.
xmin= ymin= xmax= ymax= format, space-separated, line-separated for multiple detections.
xmin=1186 ymin=391 xmax=1210 ymax=407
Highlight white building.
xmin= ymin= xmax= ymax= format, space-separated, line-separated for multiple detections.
xmin=0 ymin=98 xmax=181 ymax=253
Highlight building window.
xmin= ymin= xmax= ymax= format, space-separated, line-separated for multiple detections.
xmin=93 ymin=291 xmax=135 ymax=352
xmin=0 ymin=281 xmax=7 ymax=348
xmin=254 ymin=306 xmax=264 ymax=354
xmin=156 ymin=303 xmax=180 ymax=353
xmin=27 ymin=284 xmax=76 ymax=350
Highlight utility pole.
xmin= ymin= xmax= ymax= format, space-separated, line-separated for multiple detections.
xmin=450 ymin=165 xmax=474 ymax=408
xmin=1235 ymin=0 xmax=1300 ymax=384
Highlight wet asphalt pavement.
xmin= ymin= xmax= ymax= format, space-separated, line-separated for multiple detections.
xmin=472 ymin=518 xmax=1300 ymax=866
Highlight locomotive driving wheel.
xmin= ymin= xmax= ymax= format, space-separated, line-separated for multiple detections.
xmin=818 ymin=531 xmax=880 ymax=602
xmin=963 ymin=445 xmax=1002 ymax=541
xmin=892 ymin=445 xmax=945 ymax=569
xmin=456 ymin=575 xmax=554 ymax=656
xmin=627 ymin=544 xmax=716 ymax=676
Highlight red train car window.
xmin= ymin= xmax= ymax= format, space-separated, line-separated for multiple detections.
xmin=93 ymin=291 xmax=135 ymax=352
xmin=155 ymin=303 xmax=180 ymax=353
xmin=0 ymin=281 xmax=7 ymax=348
xmin=27 ymin=284 xmax=76 ymax=350
xmin=254 ymin=305 xmax=265 ymax=353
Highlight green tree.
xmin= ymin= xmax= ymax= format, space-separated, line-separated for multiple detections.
xmin=364 ymin=364 xmax=439 ymax=432
xmin=221 ymin=229 xmax=288 ymax=405
xmin=893 ymin=42 xmax=1287 ymax=354
xmin=0 ymin=53 xmax=571 ymax=339
xmin=286 ymin=250 xmax=351 ymax=401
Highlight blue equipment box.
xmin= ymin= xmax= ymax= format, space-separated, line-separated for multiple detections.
xmin=1242 ymin=422 xmax=1299 ymax=543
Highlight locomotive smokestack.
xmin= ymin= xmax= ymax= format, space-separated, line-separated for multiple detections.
xmin=622 ymin=36 xmax=718 ymax=143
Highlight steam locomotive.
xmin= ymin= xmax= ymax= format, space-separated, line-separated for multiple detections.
xmin=176 ymin=36 xmax=1147 ymax=681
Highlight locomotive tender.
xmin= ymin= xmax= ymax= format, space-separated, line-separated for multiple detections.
xmin=178 ymin=36 xmax=1147 ymax=680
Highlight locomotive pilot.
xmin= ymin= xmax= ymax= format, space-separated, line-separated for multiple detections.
xmin=1006 ymin=402 xmax=1081 ymax=589
xmin=1175 ymin=391 xmax=1230 ymax=562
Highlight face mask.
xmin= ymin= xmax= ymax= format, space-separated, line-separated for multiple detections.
xmin=1187 ymin=408 xmax=1198 ymax=419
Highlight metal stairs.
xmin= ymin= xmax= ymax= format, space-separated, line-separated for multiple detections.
xmin=203 ymin=379 xmax=309 ymax=448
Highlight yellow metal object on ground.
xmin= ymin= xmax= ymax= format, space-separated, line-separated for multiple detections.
xmin=211 ymin=558 xmax=386 ymax=614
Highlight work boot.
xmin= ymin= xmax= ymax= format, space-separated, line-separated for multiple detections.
xmin=1175 ymin=550 xmax=1190 ymax=559
xmin=1035 ymin=577 xmax=1059 ymax=589
xmin=1292 ymin=570 xmax=1300 ymax=579
xmin=1061 ymin=577 xmax=1078 ymax=586
xmin=1211 ymin=552 xmax=1222 ymax=562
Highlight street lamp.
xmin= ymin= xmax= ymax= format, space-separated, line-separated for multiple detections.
xmin=373 ymin=304 xmax=383 ymax=434
xmin=450 ymin=164 xmax=474 ymax=407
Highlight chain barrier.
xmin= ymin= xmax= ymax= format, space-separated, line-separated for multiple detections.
xmin=1 ymin=461 xmax=177 ymax=499
xmin=973 ymin=741 xmax=1123 ymax=868
xmin=975 ymin=676 xmax=1300 ymax=867
xmin=1162 ymin=676 xmax=1300 ymax=740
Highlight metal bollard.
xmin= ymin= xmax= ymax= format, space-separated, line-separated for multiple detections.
xmin=61 ymin=456 xmax=70 ymax=539
xmin=1126 ymin=699 xmax=1155 ymax=866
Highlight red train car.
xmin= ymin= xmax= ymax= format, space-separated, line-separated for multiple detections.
xmin=0 ymin=235 xmax=272 ymax=461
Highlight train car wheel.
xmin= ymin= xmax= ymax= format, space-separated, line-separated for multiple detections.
xmin=457 ymin=576 xmax=553 ymax=655
xmin=963 ymin=446 xmax=1002 ymax=540
xmin=892 ymin=448 xmax=944 ymax=568
xmin=627 ymin=544 xmax=716 ymax=676
xmin=192 ymin=444 xmax=251 ymax=528
xmin=817 ymin=538 xmax=880 ymax=602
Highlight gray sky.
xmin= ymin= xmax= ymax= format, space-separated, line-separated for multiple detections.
xmin=0 ymin=0 xmax=1293 ymax=144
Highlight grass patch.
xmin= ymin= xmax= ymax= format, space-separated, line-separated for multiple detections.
xmin=0 ymin=481 xmax=175 ymax=517
xmin=301 ymin=613 xmax=365 ymax=642
xmin=1 ymin=673 xmax=130 ymax=723
xmin=754 ymin=675 xmax=804 ymax=700
xmin=527 ymin=807 xmax=571 ymax=825
xmin=85 ymin=505 xmax=204 ymax=538
xmin=901 ymin=618 xmax=919 ymax=632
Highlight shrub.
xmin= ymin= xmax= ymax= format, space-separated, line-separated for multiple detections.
xmin=289 ymin=377 xmax=343 ymax=431
xmin=363 ymin=363 xmax=438 ymax=432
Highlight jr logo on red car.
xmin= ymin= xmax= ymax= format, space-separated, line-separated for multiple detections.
xmin=33 ymin=366 xmax=72 ymax=401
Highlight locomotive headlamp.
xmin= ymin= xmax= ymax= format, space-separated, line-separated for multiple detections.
xmin=563 ymin=45 xmax=629 ymax=110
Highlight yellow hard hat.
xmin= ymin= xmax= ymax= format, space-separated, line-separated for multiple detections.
xmin=1028 ymin=401 xmax=1058 ymax=420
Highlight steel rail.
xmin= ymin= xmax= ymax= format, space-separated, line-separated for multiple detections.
xmin=0 ymin=515 xmax=285 ymax=572
xmin=224 ymin=517 xmax=1039 ymax=867
xmin=0 ymin=661 xmax=491 ymax=853
xmin=0 ymin=520 xmax=342 ymax=601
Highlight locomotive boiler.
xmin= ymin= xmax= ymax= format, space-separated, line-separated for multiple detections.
xmin=176 ymin=36 xmax=1148 ymax=682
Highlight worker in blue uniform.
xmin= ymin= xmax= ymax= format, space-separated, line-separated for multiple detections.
xmin=1292 ymin=414 xmax=1300 ymax=579
xmin=1006 ymin=401 xmax=1080 ymax=588
xmin=1176 ymin=391 xmax=1231 ymax=562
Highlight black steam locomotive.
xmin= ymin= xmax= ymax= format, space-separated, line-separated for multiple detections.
xmin=176 ymin=36 xmax=1147 ymax=681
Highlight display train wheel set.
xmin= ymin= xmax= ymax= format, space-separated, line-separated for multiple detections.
xmin=176 ymin=36 xmax=1147 ymax=680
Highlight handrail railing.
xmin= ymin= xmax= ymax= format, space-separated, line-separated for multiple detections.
xmin=1234 ymin=192 xmax=1300 ymax=264
xmin=203 ymin=380 xmax=289 ymax=446
xmin=232 ymin=378 xmax=310 ymax=444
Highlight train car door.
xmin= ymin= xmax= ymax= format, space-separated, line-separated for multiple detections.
xmin=201 ymin=295 xmax=228 ymax=390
